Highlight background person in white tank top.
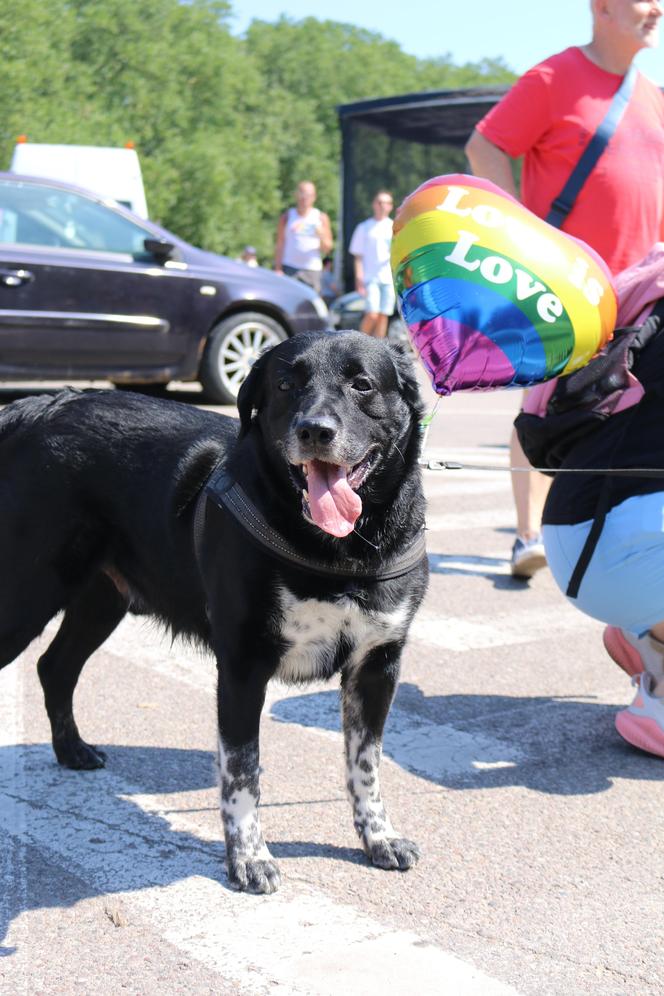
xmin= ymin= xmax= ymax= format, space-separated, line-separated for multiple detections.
xmin=274 ymin=180 xmax=333 ymax=293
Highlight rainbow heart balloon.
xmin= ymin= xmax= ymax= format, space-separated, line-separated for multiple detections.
xmin=391 ymin=174 xmax=617 ymax=393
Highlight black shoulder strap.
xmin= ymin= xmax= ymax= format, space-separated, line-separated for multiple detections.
xmin=546 ymin=63 xmax=637 ymax=228
xmin=565 ymin=389 xmax=644 ymax=598
xmin=565 ymin=481 xmax=612 ymax=598
xmin=633 ymin=295 xmax=664 ymax=343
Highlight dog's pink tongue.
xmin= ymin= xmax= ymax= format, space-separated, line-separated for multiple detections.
xmin=306 ymin=460 xmax=362 ymax=537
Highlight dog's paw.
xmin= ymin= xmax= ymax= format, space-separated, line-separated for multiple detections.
xmin=368 ymin=836 xmax=420 ymax=871
xmin=227 ymin=857 xmax=281 ymax=894
xmin=55 ymin=740 xmax=107 ymax=770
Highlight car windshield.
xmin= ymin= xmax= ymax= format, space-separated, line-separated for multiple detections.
xmin=0 ymin=178 xmax=150 ymax=255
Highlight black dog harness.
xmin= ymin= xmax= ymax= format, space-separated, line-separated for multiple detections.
xmin=193 ymin=464 xmax=427 ymax=581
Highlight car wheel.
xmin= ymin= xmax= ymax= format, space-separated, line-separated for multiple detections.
xmin=199 ymin=312 xmax=288 ymax=405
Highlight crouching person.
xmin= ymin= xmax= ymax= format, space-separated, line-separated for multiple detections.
xmin=515 ymin=247 xmax=664 ymax=757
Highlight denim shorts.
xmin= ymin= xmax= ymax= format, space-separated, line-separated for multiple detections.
xmin=366 ymin=279 xmax=396 ymax=316
xmin=543 ymin=491 xmax=664 ymax=636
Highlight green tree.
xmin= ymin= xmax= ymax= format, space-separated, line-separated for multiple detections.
xmin=0 ymin=2 xmax=516 ymax=260
xmin=244 ymin=16 xmax=515 ymax=232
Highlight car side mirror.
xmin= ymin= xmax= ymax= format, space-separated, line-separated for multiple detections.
xmin=144 ymin=238 xmax=179 ymax=263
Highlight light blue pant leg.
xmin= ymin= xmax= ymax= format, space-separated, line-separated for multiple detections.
xmin=543 ymin=492 xmax=664 ymax=637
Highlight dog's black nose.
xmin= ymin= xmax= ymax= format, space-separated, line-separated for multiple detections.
xmin=296 ymin=416 xmax=337 ymax=447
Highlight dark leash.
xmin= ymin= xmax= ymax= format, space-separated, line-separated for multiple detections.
xmin=421 ymin=458 xmax=664 ymax=478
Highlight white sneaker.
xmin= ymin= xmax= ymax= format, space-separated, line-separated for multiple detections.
xmin=510 ymin=535 xmax=547 ymax=579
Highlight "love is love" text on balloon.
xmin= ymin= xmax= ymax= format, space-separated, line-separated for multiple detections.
xmin=391 ymin=175 xmax=616 ymax=393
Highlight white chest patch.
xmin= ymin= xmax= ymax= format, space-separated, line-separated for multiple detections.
xmin=275 ymin=585 xmax=410 ymax=684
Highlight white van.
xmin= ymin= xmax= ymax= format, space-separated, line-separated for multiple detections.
xmin=9 ymin=141 xmax=149 ymax=218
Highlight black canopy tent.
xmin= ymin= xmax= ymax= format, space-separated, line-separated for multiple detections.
xmin=336 ymin=87 xmax=509 ymax=289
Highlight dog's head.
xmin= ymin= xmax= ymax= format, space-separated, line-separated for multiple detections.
xmin=237 ymin=330 xmax=424 ymax=538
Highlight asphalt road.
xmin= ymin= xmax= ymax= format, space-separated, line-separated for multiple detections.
xmin=1 ymin=370 xmax=663 ymax=995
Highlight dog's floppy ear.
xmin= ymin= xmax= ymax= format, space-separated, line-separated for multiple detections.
xmin=388 ymin=342 xmax=426 ymax=421
xmin=237 ymin=351 xmax=269 ymax=436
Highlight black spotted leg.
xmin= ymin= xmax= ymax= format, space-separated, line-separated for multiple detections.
xmin=341 ymin=641 xmax=420 ymax=871
xmin=216 ymin=665 xmax=280 ymax=894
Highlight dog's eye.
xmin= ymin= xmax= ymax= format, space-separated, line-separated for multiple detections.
xmin=278 ymin=379 xmax=293 ymax=392
xmin=351 ymin=376 xmax=373 ymax=393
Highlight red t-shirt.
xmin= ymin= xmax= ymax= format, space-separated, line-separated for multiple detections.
xmin=476 ymin=47 xmax=664 ymax=274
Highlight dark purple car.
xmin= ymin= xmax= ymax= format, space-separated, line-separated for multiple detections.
xmin=0 ymin=172 xmax=330 ymax=404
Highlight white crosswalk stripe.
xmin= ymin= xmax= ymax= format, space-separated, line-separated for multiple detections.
xmin=412 ymin=603 xmax=592 ymax=652
xmin=0 ymin=654 xmax=520 ymax=995
xmin=426 ymin=508 xmax=514 ymax=531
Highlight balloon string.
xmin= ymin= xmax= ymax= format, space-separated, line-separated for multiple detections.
xmin=419 ymin=398 xmax=441 ymax=452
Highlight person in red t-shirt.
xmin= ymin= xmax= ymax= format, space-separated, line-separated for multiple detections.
xmin=465 ymin=0 xmax=664 ymax=581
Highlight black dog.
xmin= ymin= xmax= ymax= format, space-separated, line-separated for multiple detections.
xmin=0 ymin=330 xmax=429 ymax=893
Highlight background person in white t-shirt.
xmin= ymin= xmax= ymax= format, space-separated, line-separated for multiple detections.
xmin=274 ymin=180 xmax=333 ymax=293
xmin=349 ymin=190 xmax=395 ymax=338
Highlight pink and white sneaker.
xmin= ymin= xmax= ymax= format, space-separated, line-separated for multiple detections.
xmin=615 ymin=673 xmax=664 ymax=759
xmin=602 ymin=626 xmax=645 ymax=678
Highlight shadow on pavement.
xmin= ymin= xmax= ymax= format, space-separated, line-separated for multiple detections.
xmin=270 ymin=681 xmax=664 ymax=797
xmin=427 ymin=552 xmax=538 ymax=590
xmin=0 ymin=741 xmax=363 ymax=953
xmin=2 ymin=678 xmax=660 ymax=952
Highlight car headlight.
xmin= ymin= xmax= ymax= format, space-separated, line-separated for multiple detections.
xmin=311 ymin=294 xmax=329 ymax=319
